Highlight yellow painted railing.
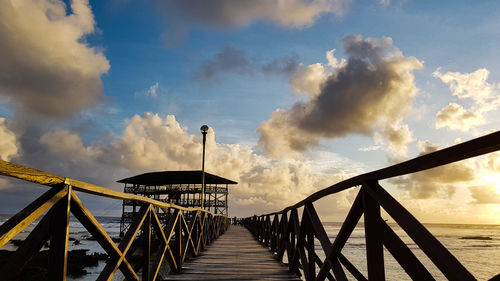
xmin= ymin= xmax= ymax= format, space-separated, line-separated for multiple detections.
xmin=0 ymin=161 xmax=228 ymax=281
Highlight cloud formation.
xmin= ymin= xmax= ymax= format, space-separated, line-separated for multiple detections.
xmin=196 ymin=46 xmax=300 ymax=81
xmin=433 ymin=68 xmax=500 ymax=131
xmin=469 ymin=184 xmax=500 ymax=204
xmin=0 ymin=118 xmax=18 ymax=161
xmin=0 ymin=0 xmax=109 ymax=118
xmin=258 ymin=35 xmax=422 ymax=157
xmin=289 ymin=63 xmax=328 ymax=96
xmin=156 ymin=0 xmax=351 ymax=29
xmin=262 ymin=55 xmax=301 ymax=77
xmin=392 ymin=141 xmax=476 ymax=199
xmin=196 ymin=46 xmax=251 ymax=81
xmin=435 ymin=103 xmax=484 ymax=131
xmin=3 ymin=113 xmax=352 ymax=216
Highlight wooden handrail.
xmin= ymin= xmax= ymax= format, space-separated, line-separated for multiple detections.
xmin=0 ymin=160 xmax=224 ymax=215
xmin=273 ymin=130 xmax=500 ymax=215
xmin=0 ymin=160 xmax=229 ymax=281
xmin=242 ymin=131 xmax=500 ymax=280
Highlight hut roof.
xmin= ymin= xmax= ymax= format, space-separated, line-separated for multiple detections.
xmin=117 ymin=170 xmax=237 ymax=186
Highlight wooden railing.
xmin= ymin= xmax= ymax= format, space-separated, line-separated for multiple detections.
xmin=0 ymin=161 xmax=229 ymax=281
xmin=242 ymin=131 xmax=500 ymax=281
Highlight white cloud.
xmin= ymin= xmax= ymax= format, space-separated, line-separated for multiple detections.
xmin=289 ymin=63 xmax=327 ymax=96
xmin=0 ymin=118 xmax=18 ymax=161
xmin=469 ymin=184 xmax=500 ymax=204
xmin=358 ymin=145 xmax=382 ymax=152
xmin=382 ymin=122 xmax=414 ymax=157
xmin=433 ymin=68 xmax=497 ymax=104
xmin=146 ymin=83 xmax=159 ymax=97
xmin=0 ymin=0 xmax=110 ymax=118
xmin=433 ymin=68 xmax=500 ymax=131
xmin=435 ymin=103 xmax=485 ymax=131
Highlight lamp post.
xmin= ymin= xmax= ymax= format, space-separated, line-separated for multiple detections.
xmin=200 ymin=125 xmax=209 ymax=210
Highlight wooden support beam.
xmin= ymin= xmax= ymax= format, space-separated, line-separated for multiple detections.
xmin=304 ymin=203 xmax=347 ymax=281
xmin=70 ymin=191 xmax=138 ymax=281
xmin=364 ymin=181 xmax=475 ymax=280
xmin=362 ymin=187 xmax=385 ymax=280
xmin=302 ymin=233 xmax=340 ymax=281
xmin=98 ymin=204 xmax=149 ymax=281
xmin=309 ymin=246 xmax=336 ymax=281
xmin=306 ymin=224 xmax=316 ymax=279
xmin=162 ymin=209 xmax=180 ymax=272
xmin=0 ymin=184 xmax=66 ymax=248
xmin=0 ymin=206 xmax=51 ymax=281
xmin=149 ymin=208 xmax=169 ymax=281
xmin=338 ymin=253 xmax=367 ymax=281
xmin=317 ymin=191 xmax=364 ymax=281
xmin=380 ymin=220 xmax=434 ymax=280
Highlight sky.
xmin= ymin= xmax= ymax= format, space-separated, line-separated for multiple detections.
xmin=1 ymin=0 xmax=500 ymax=223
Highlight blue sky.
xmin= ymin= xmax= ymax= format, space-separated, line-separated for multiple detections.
xmin=1 ymin=0 xmax=500 ymax=222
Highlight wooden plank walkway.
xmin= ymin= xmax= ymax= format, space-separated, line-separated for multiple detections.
xmin=167 ymin=225 xmax=302 ymax=280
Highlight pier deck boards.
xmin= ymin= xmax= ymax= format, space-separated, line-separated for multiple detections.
xmin=167 ymin=225 xmax=301 ymax=280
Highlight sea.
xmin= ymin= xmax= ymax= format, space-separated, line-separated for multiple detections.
xmin=1 ymin=216 xmax=499 ymax=280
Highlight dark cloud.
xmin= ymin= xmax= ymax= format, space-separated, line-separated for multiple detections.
xmin=262 ymin=55 xmax=301 ymax=76
xmin=196 ymin=46 xmax=300 ymax=81
xmin=196 ymin=46 xmax=251 ymax=81
xmin=258 ymin=35 xmax=422 ymax=156
xmin=155 ymin=0 xmax=351 ymax=29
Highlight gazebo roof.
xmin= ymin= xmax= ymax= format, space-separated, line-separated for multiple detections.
xmin=117 ymin=170 xmax=237 ymax=186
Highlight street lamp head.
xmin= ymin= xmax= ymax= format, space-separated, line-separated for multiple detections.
xmin=200 ymin=125 xmax=209 ymax=135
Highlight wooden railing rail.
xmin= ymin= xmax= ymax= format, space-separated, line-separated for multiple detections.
xmin=242 ymin=131 xmax=500 ymax=281
xmin=0 ymin=160 xmax=229 ymax=281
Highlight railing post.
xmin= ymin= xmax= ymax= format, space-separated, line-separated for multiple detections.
xmin=265 ymin=215 xmax=271 ymax=247
xmin=143 ymin=206 xmax=152 ymax=281
xmin=364 ymin=181 xmax=475 ymax=280
xmin=277 ymin=211 xmax=288 ymax=261
xmin=270 ymin=214 xmax=279 ymax=252
xmin=306 ymin=221 xmax=315 ymax=279
xmin=175 ymin=211 xmax=184 ymax=269
xmin=49 ymin=185 xmax=71 ymax=281
xmin=362 ymin=184 xmax=385 ymax=281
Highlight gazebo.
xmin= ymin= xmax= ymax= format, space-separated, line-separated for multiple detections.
xmin=117 ymin=170 xmax=237 ymax=235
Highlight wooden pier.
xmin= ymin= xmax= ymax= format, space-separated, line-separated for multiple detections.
xmin=168 ymin=225 xmax=301 ymax=280
xmin=1 ymin=131 xmax=500 ymax=280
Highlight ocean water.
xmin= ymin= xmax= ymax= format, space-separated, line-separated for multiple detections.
xmin=1 ymin=216 xmax=499 ymax=280
xmin=320 ymin=222 xmax=500 ymax=280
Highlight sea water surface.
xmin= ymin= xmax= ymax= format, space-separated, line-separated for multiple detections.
xmin=322 ymin=222 xmax=500 ymax=280
xmin=1 ymin=216 xmax=499 ymax=280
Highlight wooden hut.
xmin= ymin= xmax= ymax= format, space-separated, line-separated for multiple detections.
xmin=117 ymin=170 xmax=237 ymax=235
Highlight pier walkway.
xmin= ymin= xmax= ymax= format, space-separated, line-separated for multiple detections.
xmin=168 ymin=225 xmax=301 ymax=280
xmin=1 ymin=131 xmax=500 ymax=280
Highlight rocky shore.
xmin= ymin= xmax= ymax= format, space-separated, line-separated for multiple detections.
xmin=0 ymin=249 xmax=107 ymax=281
